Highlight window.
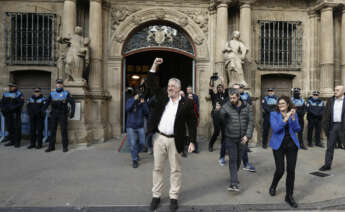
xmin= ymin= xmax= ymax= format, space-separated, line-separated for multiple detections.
xmin=5 ymin=12 xmax=56 ymax=65
xmin=258 ymin=21 xmax=303 ymax=70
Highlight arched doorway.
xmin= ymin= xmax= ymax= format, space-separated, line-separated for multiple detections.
xmin=121 ymin=22 xmax=196 ymax=132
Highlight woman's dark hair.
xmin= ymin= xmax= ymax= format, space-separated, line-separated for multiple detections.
xmin=275 ymin=95 xmax=294 ymax=112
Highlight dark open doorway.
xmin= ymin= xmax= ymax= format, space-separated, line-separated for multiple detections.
xmin=122 ymin=50 xmax=194 ymax=132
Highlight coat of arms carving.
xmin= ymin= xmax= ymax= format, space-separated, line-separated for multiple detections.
xmin=146 ymin=26 xmax=177 ymax=45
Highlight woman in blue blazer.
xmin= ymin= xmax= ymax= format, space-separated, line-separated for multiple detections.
xmin=269 ymin=96 xmax=301 ymax=208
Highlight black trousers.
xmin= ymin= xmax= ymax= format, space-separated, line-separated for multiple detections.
xmin=30 ymin=115 xmax=44 ymax=147
xmin=4 ymin=112 xmax=22 ymax=147
xmin=209 ymin=112 xmax=221 ymax=148
xmin=271 ymin=143 xmax=298 ymax=196
xmin=307 ymin=117 xmax=322 ymax=145
xmin=297 ymin=115 xmax=305 ymax=147
xmin=325 ymin=123 xmax=345 ymax=167
xmin=49 ymin=112 xmax=68 ymax=149
xmin=262 ymin=113 xmax=271 ymax=146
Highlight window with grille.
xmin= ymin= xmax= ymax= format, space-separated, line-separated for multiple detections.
xmin=5 ymin=13 xmax=56 ymax=66
xmin=258 ymin=21 xmax=303 ymax=70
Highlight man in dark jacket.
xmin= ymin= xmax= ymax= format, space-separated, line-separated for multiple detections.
xmin=208 ymin=83 xmax=228 ymax=154
xmin=125 ymin=92 xmax=149 ymax=168
xmin=1 ymin=83 xmax=24 ymax=148
xmin=262 ymin=88 xmax=279 ymax=148
xmin=307 ymin=90 xmax=324 ymax=148
xmin=291 ymin=88 xmax=307 ymax=150
xmin=146 ymin=58 xmax=196 ymax=212
xmin=216 ymin=88 xmax=254 ymax=192
xmin=27 ymin=88 xmax=47 ymax=149
xmin=319 ymin=86 xmax=345 ymax=171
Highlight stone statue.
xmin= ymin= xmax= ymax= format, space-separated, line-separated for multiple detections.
xmin=58 ymin=26 xmax=90 ymax=84
xmin=223 ymin=31 xmax=248 ymax=88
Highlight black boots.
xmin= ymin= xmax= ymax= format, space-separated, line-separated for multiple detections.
xmin=285 ymin=195 xmax=298 ymax=208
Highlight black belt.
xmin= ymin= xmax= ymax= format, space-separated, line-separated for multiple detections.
xmin=332 ymin=122 xmax=343 ymax=125
xmin=158 ymin=131 xmax=174 ymax=138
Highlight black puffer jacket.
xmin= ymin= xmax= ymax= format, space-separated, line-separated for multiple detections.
xmin=216 ymin=100 xmax=254 ymax=140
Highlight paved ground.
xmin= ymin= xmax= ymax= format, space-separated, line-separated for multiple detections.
xmin=0 ymin=137 xmax=345 ymax=211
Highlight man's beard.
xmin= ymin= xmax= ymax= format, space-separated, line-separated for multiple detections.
xmin=231 ymin=100 xmax=239 ymax=106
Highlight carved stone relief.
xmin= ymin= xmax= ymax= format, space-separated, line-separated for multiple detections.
xmin=110 ymin=6 xmax=140 ymax=42
xmin=178 ymin=9 xmax=209 ymax=35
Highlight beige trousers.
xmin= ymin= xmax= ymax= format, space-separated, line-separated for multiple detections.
xmin=152 ymin=134 xmax=182 ymax=200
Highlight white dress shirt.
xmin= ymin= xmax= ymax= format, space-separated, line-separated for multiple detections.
xmin=158 ymin=96 xmax=181 ymax=135
xmin=333 ymin=95 xmax=344 ymax=122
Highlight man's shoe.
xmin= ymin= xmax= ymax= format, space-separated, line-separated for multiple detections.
xmin=4 ymin=142 xmax=14 ymax=147
xmin=218 ymin=158 xmax=225 ymax=166
xmin=227 ymin=184 xmax=240 ymax=192
xmin=63 ymin=148 xmax=68 ymax=152
xmin=308 ymin=143 xmax=313 ymax=147
xmin=208 ymin=146 xmax=213 ymax=152
xmin=181 ymin=151 xmax=187 ymax=158
xmin=319 ymin=165 xmax=331 ymax=171
xmin=132 ymin=160 xmax=138 ymax=168
xmin=301 ymin=145 xmax=308 ymax=150
xmin=262 ymin=144 xmax=267 ymax=149
xmin=150 ymin=197 xmax=160 ymax=211
xmin=27 ymin=145 xmax=35 ymax=149
xmin=45 ymin=147 xmax=55 ymax=152
xmin=285 ymin=195 xmax=298 ymax=208
xmin=315 ymin=143 xmax=324 ymax=148
xmin=169 ymin=199 xmax=178 ymax=212
xmin=269 ymin=185 xmax=276 ymax=196
xmin=36 ymin=144 xmax=42 ymax=149
xmin=243 ymin=163 xmax=256 ymax=172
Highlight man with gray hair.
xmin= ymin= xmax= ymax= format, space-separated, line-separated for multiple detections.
xmin=216 ymin=88 xmax=254 ymax=192
xmin=319 ymin=85 xmax=345 ymax=171
xmin=145 ymin=58 xmax=197 ymax=212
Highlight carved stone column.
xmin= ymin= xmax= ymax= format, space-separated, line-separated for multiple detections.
xmin=320 ymin=6 xmax=334 ymax=96
xmin=341 ymin=7 xmax=345 ymax=85
xmin=215 ymin=0 xmax=231 ymax=84
xmin=62 ymin=0 xmax=77 ymax=37
xmin=308 ymin=10 xmax=319 ymax=92
xmin=89 ymin=0 xmax=103 ymax=93
xmin=239 ymin=0 xmax=254 ymax=59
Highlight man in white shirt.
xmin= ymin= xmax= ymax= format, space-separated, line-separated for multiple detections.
xmin=145 ymin=58 xmax=196 ymax=212
xmin=320 ymin=85 xmax=345 ymax=171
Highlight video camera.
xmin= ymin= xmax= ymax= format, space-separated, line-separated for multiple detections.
xmin=209 ymin=72 xmax=219 ymax=87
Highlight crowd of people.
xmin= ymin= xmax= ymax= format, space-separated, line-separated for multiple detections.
xmin=0 ymin=79 xmax=75 ymax=152
xmin=125 ymin=58 xmax=345 ymax=212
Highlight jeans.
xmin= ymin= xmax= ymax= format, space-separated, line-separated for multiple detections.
xmin=242 ymin=143 xmax=249 ymax=166
xmin=126 ymin=128 xmax=145 ymax=161
xmin=224 ymin=138 xmax=245 ymax=185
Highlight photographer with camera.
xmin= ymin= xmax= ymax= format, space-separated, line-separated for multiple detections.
xmin=125 ymin=88 xmax=149 ymax=168
xmin=208 ymin=74 xmax=228 ymax=166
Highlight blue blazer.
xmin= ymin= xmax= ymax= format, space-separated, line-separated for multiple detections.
xmin=269 ymin=111 xmax=301 ymax=150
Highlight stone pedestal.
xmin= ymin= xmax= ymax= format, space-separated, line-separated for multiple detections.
xmin=64 ymin=83 xmax=92 ymax=145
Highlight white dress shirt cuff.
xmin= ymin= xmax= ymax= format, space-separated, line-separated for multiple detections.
xmin=149 ymin=69 xmax=156 ymax=73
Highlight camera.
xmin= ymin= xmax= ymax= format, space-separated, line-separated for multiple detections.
xmin=209 ymin=72 xmax=219 ymax=87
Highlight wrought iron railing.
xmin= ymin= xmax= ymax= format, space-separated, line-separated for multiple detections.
xmin=258 ymin=20 xmax=303 ymax=70
xmin=5 ymin=12 xmax=56 ymax=66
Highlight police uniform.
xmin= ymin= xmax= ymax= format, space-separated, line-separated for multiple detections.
xmin=262 ymin=88 xmax=278 ymax=148
xmin=1 ymin=83 xmax=24 ymax=147
xmin=44 ymin=80 xmax=75 ymax=152
xmin=291 ymin=88 xmax=307 ymax=150
xmin=27 ymin=88 xmax=47 ymax=149
xmin=307 ymin=91 xmax=324 ymax=147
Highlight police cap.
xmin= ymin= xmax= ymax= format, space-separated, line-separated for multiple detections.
xmin=239 ymin=84 xmax=245 ymax=89
xmin=267 ymin=88 xmax=274 ymax=91
xmin=56 ymin=79 xmax=63 ymax=84
xmin=293 ymin=88 xmax=301 ymax=92
xmin=312 ymin=90 xmax=320 ymax=95
xmin=8 ymin=82 xmax=16 ymax=87
xmin=34 ymin=87 xmax=41 ymax=92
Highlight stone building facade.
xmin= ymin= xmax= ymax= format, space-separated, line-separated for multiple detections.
xmin=0 ymin=0 xmax=344 ymax=144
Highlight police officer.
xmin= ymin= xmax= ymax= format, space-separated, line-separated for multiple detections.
xmin=44 ymin=79 xmax=75 ymax=152
xmin=307 ymin=90 xmax=324 ymax=148
xmin=27 ymin=88 xmax=47 ymax=149
xmin=291 ymin=88 xmax=307 ymax=150
xmin=239 ymin=84 xmax=252 ymax=105
xmin=1 ymin=83 xmax=24 ymax=147
xmin=262 ymin=88 xmax=278 ymax=148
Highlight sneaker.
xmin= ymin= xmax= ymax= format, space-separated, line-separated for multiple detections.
xmin=243 ymin=163 xmax=256 ymax=172
xmin=227 ymin=184 xmax=240 ymax=192
xmin=218 ymin=158 xmax=225 ymax=166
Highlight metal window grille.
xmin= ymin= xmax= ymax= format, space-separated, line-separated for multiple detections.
xmin=258 ymin=21 xmax=302 ymax=70
xmin=5 ymin=12 xmax=56 ymax=66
